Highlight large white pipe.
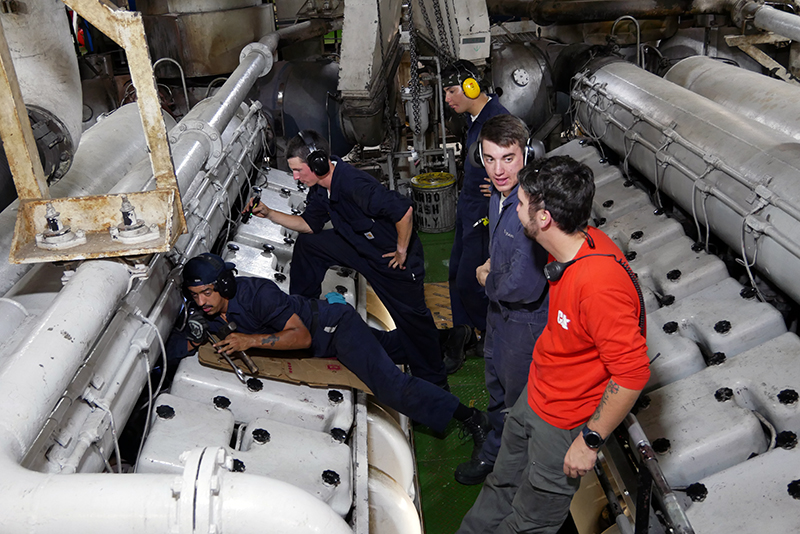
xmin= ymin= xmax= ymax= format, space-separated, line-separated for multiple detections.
xmin=0 ymin=260 xmax=131 ymax=459
xmin=573 ymin=59 xmax=800 ymax=304
xmin=665 ymin=55 xmax=800 ymax=142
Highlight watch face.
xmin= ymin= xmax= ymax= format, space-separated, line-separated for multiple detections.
xmin=583 ymin=428 xmax=603 ymax=449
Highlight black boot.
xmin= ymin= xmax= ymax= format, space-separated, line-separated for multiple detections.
xmin=460 ymin=408 xmax=490 ymax=459
xmin=442 ymin=324 xmax=472 ymax=374
xmin=455 ymin=457 xmax=494 ymax=485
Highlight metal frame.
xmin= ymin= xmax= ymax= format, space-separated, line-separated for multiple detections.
xmin=3 ymin=0 xmax=186 ymax=264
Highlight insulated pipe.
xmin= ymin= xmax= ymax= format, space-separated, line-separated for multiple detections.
xmin=573 ymin=59 xmax=800 ymax=304
xmin=665 ymin=55 xmax=800 ymax=142
xmin=748 ymin=2 xmax=800 ymax=42
xmin=0 ymin=260 xmax=131 ymax=460
xmin=0 ymin=104 xmax=176 ymax=297
xmin=485 ymin=0 xmax=726 ymax=24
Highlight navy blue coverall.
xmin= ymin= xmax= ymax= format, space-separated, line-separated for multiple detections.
xmin=208 ymin=277 xmax=459 ymax=432
xmin=449 ymin=97 xmax=510 ymax=331
xmin=289 ymin=157 xmax=446 ymax=386
xmin=480 ymin=185 xmax=549 ymax=465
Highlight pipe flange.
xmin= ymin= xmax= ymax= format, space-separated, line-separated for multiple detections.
xmin=240 ymin=42 xmax=274 ymax=77
xmin=171 ymin=119 xmax=224 ymax=168
xmin=178 ymin=447 xmax=230 ymax=534
xmin=731 ymin=0 xmax=759 ymax=27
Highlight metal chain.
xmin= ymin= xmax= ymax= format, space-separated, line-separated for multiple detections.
xmin=407 ymin=1 xmax=422 ymax=138
xmin=375 ymin=0 xmax=385 ymax=63
xmin=418 ymin=0 xmax=456 ymax=64
xmin=442 ymin=0 xmax=458 ymax=60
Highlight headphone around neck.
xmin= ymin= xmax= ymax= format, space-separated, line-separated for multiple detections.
xmin=470 ymin=136 xmax=546 ymax=169
xmin=298 ymin=131 xmax=330 ymax=177
xmin=543 ymin=252 xmax=646 ymax=337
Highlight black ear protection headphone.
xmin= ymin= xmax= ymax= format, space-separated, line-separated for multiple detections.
xmin=543 ymin=250 xmax=646 ymax=337
xmin=182 ymin=254 xmax=238 ymax=301
xmin=470 ymin=136 xmax=546 ymax=169
xmin=298 ymin=131 xmax=330 ymax=177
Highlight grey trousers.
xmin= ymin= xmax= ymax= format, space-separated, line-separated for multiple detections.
xmin=456 ymin=386 xmax=583 ymax=534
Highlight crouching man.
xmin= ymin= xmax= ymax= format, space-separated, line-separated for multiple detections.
xmin=181 ymin=252 xmax=489 ymax=456
xmin=456 ymin=156 xmax=650 ymax=533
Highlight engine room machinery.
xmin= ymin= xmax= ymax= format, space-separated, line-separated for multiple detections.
xmin=2 ymin=0 xmax=800 ymax=533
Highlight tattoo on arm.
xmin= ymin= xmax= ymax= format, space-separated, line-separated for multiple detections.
xmin=260 ymin=335 xmax=278 ymax=347
xmin=590 ymin=379 xmax=620 ymax=422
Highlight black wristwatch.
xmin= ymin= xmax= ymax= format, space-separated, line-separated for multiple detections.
xmin=581 ymin=426 xmax=605 ymax=450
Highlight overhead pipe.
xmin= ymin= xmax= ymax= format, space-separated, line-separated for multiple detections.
xmin=739 ymin=1 xmax=800 ymax=41
xmin=485 ymin=0 xmax=724 ymax=24
xmin=665 ymin=55 xmax=800 ymax=142
xmin=573 ymin=58 xmax=800 ymax=304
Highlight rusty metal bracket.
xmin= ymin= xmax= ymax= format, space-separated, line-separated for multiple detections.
xmin=4 ymin=0 xmax=187 ymax=264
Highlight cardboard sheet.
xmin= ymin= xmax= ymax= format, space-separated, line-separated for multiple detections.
xmin=197 ymin=344 xmax=372 ymax=394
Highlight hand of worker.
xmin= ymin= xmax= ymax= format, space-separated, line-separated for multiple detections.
xmin=383 ymin=249 xmax=407 ymax=270
xmin=562 ymin=432 xmax=598 ymax=479
xmin=243 ymin=197 xmax=271 ymax=219
xmin=213 ymin=332 xmax=254 ymax=354
xmin=480 ymin=177 xmax=493 ymax=198
xmin=476 ymin=258 xmax=491 ymax=287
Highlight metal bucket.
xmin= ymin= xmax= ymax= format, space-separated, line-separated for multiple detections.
xmin=410 ymin=172 xmax=456 ymax=233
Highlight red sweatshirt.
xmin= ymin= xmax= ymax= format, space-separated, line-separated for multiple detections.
xmin=528 ymin=227 xmax=650 ymax=429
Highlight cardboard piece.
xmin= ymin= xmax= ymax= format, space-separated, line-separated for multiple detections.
xmin=197 ymin=344 xmax=372 ymax=394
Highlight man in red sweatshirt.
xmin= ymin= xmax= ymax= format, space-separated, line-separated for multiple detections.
xmin=456 ymin=155 xmax=651 ymax=533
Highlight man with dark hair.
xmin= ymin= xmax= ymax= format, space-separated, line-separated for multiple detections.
xmin=440 ymin=60 xmax=511 ymax=369
xmin=181 ymin=252 xmax=489 ymax=450
xmin=456 ymin=156 xmax=650 ymax=533
xmin=454 ymin=115 xmax=549 ymax=486
xmin=247 ymin=129 xmax=446 ymax=387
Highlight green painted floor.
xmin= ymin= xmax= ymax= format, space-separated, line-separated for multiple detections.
xmin=418 ymin=228 xmax=491 ymax=533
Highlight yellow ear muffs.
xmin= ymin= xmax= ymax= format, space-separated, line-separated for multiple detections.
xmin=462 ymin=77 xmax=480 ymax=99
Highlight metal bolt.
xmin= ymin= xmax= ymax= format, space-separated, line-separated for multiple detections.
xmin=660 ymin=295 xmax=675 ymax=306
xmin=602 ymin=199 xmax=614 ymax=208
xmin=331 ymin=428 xmax=347 ymax=443
xmin=247 ymin=378 xmax=263 ymax=392
xmin=232 ymin=459 xmax=245 ymax=472
xmin=788 ymin=480 xmax=800 ymax=500
xmin=322 ymin=470 xmax=341 ymax=486
xmin=625 ymin=251 xmax=637 ymax=261
xmin=691 ymin=242 xmax=705 ymax=252
xmin=328 ymin=390 xmax=344 ymax=404
xmin=776 ymin=431 xmax=797 ymax=450
xmin=663 ymin=321 xmax=679 ymax=334
xmin=666 ymin=269 xmax=682 ymax=281
xmin=778 ymin=389 xmax=799 ymax=405
xmin=156 ymin=405 xmax=175 ymax=419
xmin=335 ymin=285 xmax=348 ymax=295
xmin=252 ymin=428 xmax=271 ymax=444
xmin=740 ymin=287 xmax=757 ymax=300
xmin=213 ymin=396 xmax=231 ymax=410
xmin=707 ymin=352 xmax=727 ymax=366
xmin=652 ymin=438 xmax=671 ymax=454
xmin=715 ymin=387 xmax=734 ymax=402
xmin=686 ymin=483 xmax=708 ymax=502
xmin=714 ymin=320 xmax=732 ymax=334
xmin=630 ymin=230 xmax=644 ymax=240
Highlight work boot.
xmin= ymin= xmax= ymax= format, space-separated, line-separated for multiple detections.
xmin=466 ymin=331 xmax=484 ymax=359
xmin=455 ymin=457 xmax=494 ymax=485
xmin=442 ymin=324 xmax=472 ymax=374
xmin=460 ymin=408 xmax=490 ymax=459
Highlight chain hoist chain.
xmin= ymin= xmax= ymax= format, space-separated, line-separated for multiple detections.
xmin=375 ymin=0 xmax=385 ymax=63
xmin=417 ymin=0 xmax=456 ymax=64
xmin=407 ymin=1 xmax=422 ymax=138
xmin=431 ymin=0 xmax=454 ymax=62
xmin=442 ymin=0 xmax=458 ymax=61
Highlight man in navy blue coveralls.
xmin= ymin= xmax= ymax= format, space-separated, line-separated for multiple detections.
xmin=247 ymin=130 xmax=445 ymax=387
xmin=455 ymin=115 xmax=549 ymax=485
xmin=180 ymin=253 xmax=489 ymax=444
xmin=442 ymin=60 xmax=510 ymax=351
